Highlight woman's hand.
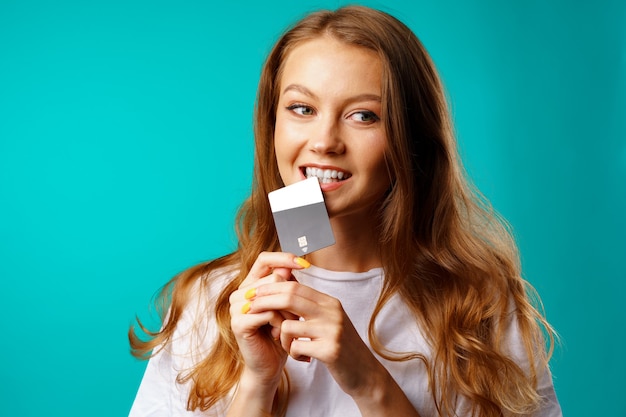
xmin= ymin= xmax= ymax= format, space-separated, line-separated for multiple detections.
xmin=228 ymin=252 xmax=308 ymax=389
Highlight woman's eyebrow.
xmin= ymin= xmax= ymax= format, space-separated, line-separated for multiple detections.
xmin=282 ymin=84 xmax=381 ymax=103
xmin=282 ymin=84 xmax=318 ymax=100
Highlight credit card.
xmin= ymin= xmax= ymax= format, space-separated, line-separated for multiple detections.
xmin=268 ymin=177 xmax=335 ymax=255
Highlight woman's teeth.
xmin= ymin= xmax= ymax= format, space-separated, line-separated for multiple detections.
xmin=305 ymin=167 xmax=349 ymax=183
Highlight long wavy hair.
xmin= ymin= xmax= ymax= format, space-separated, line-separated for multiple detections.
xmin=130 ymin=6 xmax=555 ymax=417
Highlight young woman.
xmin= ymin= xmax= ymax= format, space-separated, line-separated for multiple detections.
xmin=129 ymin=6 xmax=561 ymax=417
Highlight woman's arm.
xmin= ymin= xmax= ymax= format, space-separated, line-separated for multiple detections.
xmin=225 ymin=369 xmax=277 ymax=417
xmin=348 ymin=358 xmax=422 ymax=417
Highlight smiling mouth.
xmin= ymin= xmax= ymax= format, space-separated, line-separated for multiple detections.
xmin=303 ymin=167 xmax=352 ymax=184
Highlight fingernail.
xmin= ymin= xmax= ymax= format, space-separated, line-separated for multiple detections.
xmin=241 ymin=302 xmax=251 ymax=314
xmin=244 ymin=288 xmax=257 ymax=300
xmin=294 ymin=257 xmax=311 ymax=268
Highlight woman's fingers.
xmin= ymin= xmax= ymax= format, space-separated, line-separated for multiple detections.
xmin=279 ymin=319 xmax=312 ymax=362
xmin=231 ymin=278 xmax=300 ymax=343
xmin=245 ymin=282 xmax=345 ymax=363
xmin=229 ymin=272 xmax=286 ymax=305
xmin=246 ymin=281 xmax=332 ymax=319
xmin=279 ymin=313 xmax=344 ymax=363
xmin=239 ymin=251 xmax=310 ymax=289
xmin=230 ymin=307 xmax=284 ymax=339
xmin=230 ymin=251 xmax=309 ymax=308
xmin=230 ymin=270 xmax=302 ymax=308
xmin=229 ymin=251 xmax=311 ymax=351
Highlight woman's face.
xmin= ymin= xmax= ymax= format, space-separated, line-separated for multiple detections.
xmin=274 ymin=36 xmax=391 ymax=219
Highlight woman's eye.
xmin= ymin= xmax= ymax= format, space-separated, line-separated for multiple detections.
xmin=287 ymin=104 xmax=314 ymax=116
xmin=350 ymin=111 xmax=380 ymax=123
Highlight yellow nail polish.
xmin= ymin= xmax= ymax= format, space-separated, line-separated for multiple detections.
xmin=294 ymin=257 xmax=311 ymax=268
xmin=241 ymin=302 xmax=251 ymax=314
xmin=244 ymin=288 xmax=256 ymax=300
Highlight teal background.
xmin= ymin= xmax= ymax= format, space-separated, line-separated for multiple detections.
xmin=1 ymin=0 xmax=624 ymax=416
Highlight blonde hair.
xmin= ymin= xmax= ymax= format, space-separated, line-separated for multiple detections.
xmin=130 ymin=6 xmax=555 ymax=416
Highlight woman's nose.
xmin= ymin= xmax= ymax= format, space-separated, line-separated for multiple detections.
xmin=309 ymin=119 xmax=345 ymax=155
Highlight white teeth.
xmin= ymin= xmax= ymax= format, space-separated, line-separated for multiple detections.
xmin=304 ymin=167 xmax=349 ymax=182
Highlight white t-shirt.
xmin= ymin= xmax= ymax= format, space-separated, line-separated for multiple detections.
xmin=128 ymin=265 xmax=562 ymax=417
